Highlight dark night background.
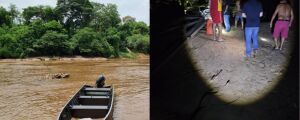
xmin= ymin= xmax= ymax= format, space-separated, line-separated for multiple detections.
xmin=150 ymin=0 xmax=299 ymax=119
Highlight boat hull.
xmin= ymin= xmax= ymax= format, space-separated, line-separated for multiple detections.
xmin=57 ymin=85 xmax=114 ymax=120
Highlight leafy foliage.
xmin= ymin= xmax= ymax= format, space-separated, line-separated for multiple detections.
xmin=71 ymin=28 xmax=114 ymax=57
xmin=0 ymin=7 xmax=11 ymax=26
xmin=0 ymin=1 xmax=149 ymax=59
xmin=8 ymin=4 xmax=20 ymax=25
xmin=105 ymin=27 xmax=121 ymax=57
xmin=122 ymin=16 xmax=136 ymax=24
xmin=89 ymin=2 xmax=121 ymax=32
xmin=127 ymin=34 xmax=150 ymax=53
xmin=33 ymin=31 xmax=71 ymax=56
xmin=0 ymin=33 xmax=20 ymax=58
xmin=22 ymin=6 xmax=59 ymax=25
xmin=56 ymin=0 xmax=93 ymax=35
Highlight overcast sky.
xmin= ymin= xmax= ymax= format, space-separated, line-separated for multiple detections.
xmin=0 ymin=0 xmax=149 ymax=25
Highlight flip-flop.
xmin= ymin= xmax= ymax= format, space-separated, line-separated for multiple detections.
xmin=217 ymin=38 xmax=224 ymax=42
xmin=273 ymin=47 xmax=279 ymax=50
xmin=244 ymin=56 xmax=250 ymax=61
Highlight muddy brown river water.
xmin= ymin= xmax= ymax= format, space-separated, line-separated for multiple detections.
xmin=0 ymin=56 xmax=149 ymax=120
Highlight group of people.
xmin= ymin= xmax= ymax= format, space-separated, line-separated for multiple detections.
xmin=208 ymin=0 xmax=294 ymax=58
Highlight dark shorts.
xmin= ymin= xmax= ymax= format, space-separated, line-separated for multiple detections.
xmin=235 ymin=15 xmax=243 ymax=22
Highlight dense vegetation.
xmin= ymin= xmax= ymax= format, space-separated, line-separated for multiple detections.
xmin=0 ymin=0 xmax=149 ymax=58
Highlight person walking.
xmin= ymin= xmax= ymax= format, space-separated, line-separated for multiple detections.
xmin=223 ymin=0 xmax=232 ymax=32
xmin=242 ymin=0 xmax=263 ymax=58
xmin=210 ymin=0 xmax=224 ymax=41
xmin=234 ymin=0 xmax=244 ymax=29
xmin=270 ymin=0 xmax=294 ymax=50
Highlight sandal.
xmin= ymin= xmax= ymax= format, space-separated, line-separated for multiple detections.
xmin=213 ymin=37 xmax=217 ymax=41
xmin=217 ymin=38 xmax=224 ymax=42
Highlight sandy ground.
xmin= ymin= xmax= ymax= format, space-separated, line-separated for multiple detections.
xmin=186 ymin=23 xmax=294 ymax=104
xmin=150 ymin=2 xmax=298 ymax=119
xmin=188 ymin=24 xmax=293 ymax=104
xmin=170 ymin=23 xmax=298 ymax=120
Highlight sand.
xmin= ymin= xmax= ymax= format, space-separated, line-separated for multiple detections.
xmin=187 ymin=23 xmax=295 ymax=104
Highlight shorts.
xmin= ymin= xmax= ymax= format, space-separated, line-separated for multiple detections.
xmin=273 ymin=20 xmax=289 ymax=39
xmin=211 ymin=11 xmax=222 ymax=24
xmin=235 ymin=15 xmax=243 ymax=22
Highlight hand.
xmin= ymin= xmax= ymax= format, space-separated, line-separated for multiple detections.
xmin=259 ymin=12 xmax=263 ymax=17
xmin=289 ymin=23 xmax=292 ymax=27
xmin=270 ymin=23 xmax=272 ymax=28
xmin=242 ymin=13 xmax=246 ymax=18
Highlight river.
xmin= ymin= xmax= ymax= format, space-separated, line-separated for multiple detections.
xmin=0 ymin=56 xmax=149 ymax=120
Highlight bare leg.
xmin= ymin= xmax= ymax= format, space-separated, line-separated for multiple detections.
xmin=274 ymin=37 xmax=279 ymax=49
xmin=280 ymin=37 xmax=285 ymax=50
xmin=241 ymin=21 xmax=244 ymax=29
xmin=217 ymin=23 xmax=223 ymax=41
xmin=235 ymin=20 xmax=237 ymax=28
xmin=213 ymin=23 xmax=217 ymax=40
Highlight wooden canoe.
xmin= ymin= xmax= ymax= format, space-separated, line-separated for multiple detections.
xmin=57 ymin=85 xmax=114 ymax=120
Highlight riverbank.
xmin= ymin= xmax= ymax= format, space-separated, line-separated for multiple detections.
xmin=0 ymin=53 xmax=149 ymax=62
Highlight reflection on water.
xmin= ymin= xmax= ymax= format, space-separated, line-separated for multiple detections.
xmin=0 ymin=57 xmax=149 ymax=120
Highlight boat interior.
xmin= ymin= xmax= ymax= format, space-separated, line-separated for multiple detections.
xmin=59 ymin=86 xmax=113 ymax=120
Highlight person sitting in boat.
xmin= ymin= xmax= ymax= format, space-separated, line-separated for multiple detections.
xmin=95 ymin=75 xmax=106 ymax=88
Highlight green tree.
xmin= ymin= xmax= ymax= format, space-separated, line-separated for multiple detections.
xmin=56 ymin=0 xmax=93 ymax=35
xmin=41 ymin=6 xmax=60 ymax=22
xmin=30 ymin=19 xmax=46 ymax=38
xmin=118 ymin=21 xmax=149 ymax=51
xmin=122 ymin=15 xmax=136 ymax=24
xmin=22 ymin=6 xmax=43 ymax=24
xmin=22 ymin=6 xmax=59 ymax=24
xmin=105 ymin=27 xmax=120 ymax=57
xmin=126 ymin=34 xmax=149 ymax=53
xmin=33 ymin=31 xmax=71 ymax=56
xmin=13 ymin=20 xmax=67 ymax=56
xmin=8 ymin=4 xmax=20 ymax=25
xmin=71 ymin=28 xmax=114 ymax=57
xmin=10 ymin=25 xmax=35 ymax=57
xmin=0 ymin=1 xmax=149 ymax=58
xmin=133 ymin=22 xmax=149 ymax=35
xmin=44 ymin=20 xmax=66 ymax=33
xmin=29 ymin=20 xmax=66 ymax=39
xmin=119 ymin=21 xmax=149 ymax=37
xmin=0 ymin=34 xmax=19 ymax=58
xmin=118 ymin=22 xmax=134 ymax=51
xmin=89 ymin=2 xmax=121 ymax=32
xmin=0 ymin=7 xmax=11 ymax=26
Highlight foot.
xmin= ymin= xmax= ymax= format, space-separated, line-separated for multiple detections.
xmin=275 ymin=46 xmax=279 ymax=50
xmin=253 ymin=50 xmax=258 ymax=58
xmin=213 ymin=37 xmax=217 ymax=41
xmin=217 ymin=38 xmax=224 ymax=42
xmin=279 ymin=47 xmax=282 ymax=50
xmin=244 ymin=55 xmax=250 ymax=61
